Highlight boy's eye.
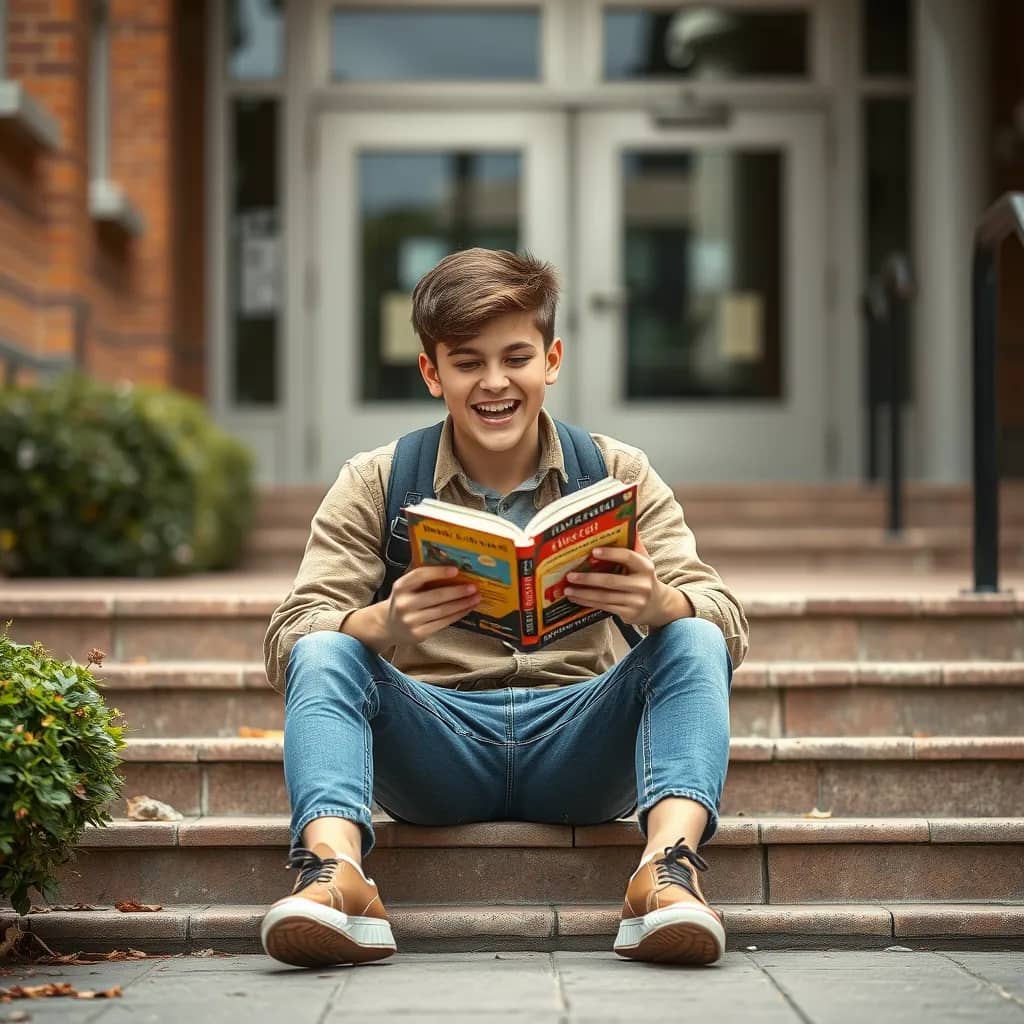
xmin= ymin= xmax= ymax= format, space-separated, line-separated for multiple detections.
xmin=454 ymin=357 xmax=531 ymax=370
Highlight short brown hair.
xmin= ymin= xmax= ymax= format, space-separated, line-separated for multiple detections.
xmin=411 ymin=248 xmax=560 ymax=363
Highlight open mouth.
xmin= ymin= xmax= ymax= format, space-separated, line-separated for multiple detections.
xmin=471 ymin=399 xmax=521 ymax=423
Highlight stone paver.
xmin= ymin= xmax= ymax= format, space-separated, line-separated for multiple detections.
xmin=2 ymin=950 xmax=1023 ymax=1023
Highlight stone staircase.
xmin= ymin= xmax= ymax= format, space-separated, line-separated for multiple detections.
xmin=246 ymin=483 xmax=1024 ymax=574
xmin=2 ymin=568 xmax=1023 ymax=953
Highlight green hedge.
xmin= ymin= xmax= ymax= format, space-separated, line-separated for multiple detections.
xmin=0 ymin=373 xmax=255 ymax=577
xmin=0 ymin=626 xmax=125 ymax=917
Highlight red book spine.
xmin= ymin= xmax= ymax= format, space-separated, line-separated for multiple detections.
xmin=517 ymin=543 xmax=538 ymax=644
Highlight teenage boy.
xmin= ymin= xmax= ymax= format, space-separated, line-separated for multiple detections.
xmin=260 ymin=248 xmax=749 ymax=969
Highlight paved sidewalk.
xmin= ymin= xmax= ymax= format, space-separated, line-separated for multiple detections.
xmin=2 ymin=950 xmax=1023 ymax=1023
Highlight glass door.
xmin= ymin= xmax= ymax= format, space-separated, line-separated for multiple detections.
xmin=575 ymin=108 xmax=829 ymax=482
xmin=316 ymin=111 xmax=571 ymax=474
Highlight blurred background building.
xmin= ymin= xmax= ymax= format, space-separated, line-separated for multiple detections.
xmin=0 ymin=0 xmax=1021 ymax=486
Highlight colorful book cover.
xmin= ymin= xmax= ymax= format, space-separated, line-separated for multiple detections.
xmin=404 ymin=478 xmax=637 ymax=650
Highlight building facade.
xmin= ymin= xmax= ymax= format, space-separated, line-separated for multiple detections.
xmin=0 ymin=0 xmax=1020 ymax=486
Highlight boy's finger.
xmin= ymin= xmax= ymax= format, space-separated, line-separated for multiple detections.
xmin=584 ymin=546 xmax=643 ymax=567
xmin=407 ymin=565 xmax=462 ymax=588
xmin=634 ymin=534 xmax=649 ymax=556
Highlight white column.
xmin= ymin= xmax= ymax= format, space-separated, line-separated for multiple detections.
xmin=912 ymin=0 xmax=990 ymax=482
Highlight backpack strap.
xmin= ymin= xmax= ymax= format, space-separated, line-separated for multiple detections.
xmin=375 ymin=420 xmax=445 ymax=605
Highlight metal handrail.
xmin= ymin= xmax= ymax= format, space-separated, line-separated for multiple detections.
xmin=971 ymin=192 xmax=1024 ymax=593
xmin=863 ymin=252 xmax=914 ymax=535
xmin=0 ymin=338 xmax=73 ymax=387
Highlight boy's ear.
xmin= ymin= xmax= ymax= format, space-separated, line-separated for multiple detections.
xmin=545 ymin=338 xmax=563 ymax=385
xmin=419 ymin=352 xmax=445 ymax=398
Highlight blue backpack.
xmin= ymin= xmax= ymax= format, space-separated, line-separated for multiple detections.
xmin=376 ymin=419 xmax=644 ymax=650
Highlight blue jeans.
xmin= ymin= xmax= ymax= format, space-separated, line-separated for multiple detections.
xmin=283 ymin=616 xmax=733 ymax=861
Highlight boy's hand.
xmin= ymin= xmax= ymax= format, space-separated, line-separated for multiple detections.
xmin=385 ymin=565 xmax=481 ymax=645
xmin=563 ymin=536 xmax=686 ymax=627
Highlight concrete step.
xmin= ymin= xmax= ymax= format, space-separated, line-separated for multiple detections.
xmin=240 ymin=525 xmax=1024 ymax=574
xmin=25 ymin=815 xmax=1024 ymax=907
xmin=5 ymin=901 xmax=1023 ymax=956
xmin=6 ymin=591 xmax=1023 ymax=665
xmin=109 ymin=736 xmax=1024 ymax=819
xmin=90 ymin=660 xmax=1024 ymax=738
xmin=254 ymin=482 xmax=1024 ymax=532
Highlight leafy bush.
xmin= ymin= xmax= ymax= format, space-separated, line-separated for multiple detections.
xmin=0 ymin=373 xmax=255 ymax=576
xmin=137 ymin=387 xmax=255 ymax=571
xmin=0 ymin=625 xmax=125 ymax=917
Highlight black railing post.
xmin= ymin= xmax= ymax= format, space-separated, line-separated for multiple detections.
xmin=971 ymin=192 xmax=1024 ymax=593
xmin=862 ymin=253 xmax=913 ymax=535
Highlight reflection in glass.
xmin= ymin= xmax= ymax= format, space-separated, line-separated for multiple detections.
xmin=360 ymin=152 xmax=521 ymax=400
xmin=604 ymin=7 xmax=807 ymax=80
xmin=864 ymin=97 xmax=913 ymax=416
xmin=230 ymin=98 xmax=280 ymax=405
xmin=621 ymin=150 xmax=782 ymax=399
xmin=229 ymin=0 xmax=284 ymax=79
xmin=862 ymin=0 xmax=911 ymax=76
xmin=332 ymin=9 xmax=540 ymax=81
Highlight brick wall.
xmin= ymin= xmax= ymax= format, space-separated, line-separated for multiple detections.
xmin=0 ymin=0 xmax=205 ymax=395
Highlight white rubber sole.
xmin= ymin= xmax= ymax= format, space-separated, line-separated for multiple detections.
xmin=613 ymin=904 xmax=726 ymax=965
xmin=260 ymin=897 xmax=397 ymax=967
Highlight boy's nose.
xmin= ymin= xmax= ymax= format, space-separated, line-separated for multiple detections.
xmin=482 ymin=367 xmax=510 ymax=389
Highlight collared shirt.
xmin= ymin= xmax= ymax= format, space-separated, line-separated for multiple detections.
xmin=463 ymin=471 xmax=546 ymax=531
xmin=263 ymin=408 xmax=750 ymax=695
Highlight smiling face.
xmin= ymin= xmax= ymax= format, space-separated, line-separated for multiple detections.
xmin=419 ymin=309 xmax=563 ymax=490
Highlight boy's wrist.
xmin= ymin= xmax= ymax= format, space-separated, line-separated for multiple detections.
xmin=339 ymin=602 xmax=393 ymax=654
xmin=646 ymin=582 xmax=696 ymax=628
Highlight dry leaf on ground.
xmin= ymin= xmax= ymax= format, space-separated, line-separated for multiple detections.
xmin=0 ymin=982 xmax=122 ymax=1000
xmin=803 ymin=807 xmax=833 ymax=818
xmin=125 ymin=795 xmax=183 ymax=821
xmin=238 ymin=727 xmax=284 ymax=739
xmin=114 ymin=902 xmax=162 ymax=913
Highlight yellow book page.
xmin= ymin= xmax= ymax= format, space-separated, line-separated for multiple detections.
xmin=408 ymin=517 xmax=521 ymax=622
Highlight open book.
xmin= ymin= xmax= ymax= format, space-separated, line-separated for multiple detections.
xmin=403 ymin=477 xmax=637 ymax=650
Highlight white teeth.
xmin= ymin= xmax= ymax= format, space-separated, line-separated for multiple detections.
xmin=475 ymin=401 xmax=517 ymax=413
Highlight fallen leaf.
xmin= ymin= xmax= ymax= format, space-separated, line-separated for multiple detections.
xmin=75 ymin=986 xmax=123 ymax=999
xmin=1 ymin=982 xmax=77 ymax=999
xmin=803 ymin=807 xmax=833 ymax=819
xmin=114 ymin=902 xmax=162 ymax=913
xmin=125 ymin=795 xmax=182 ymax=822
xmin=237 ymin=727 xmax=284 ymax=739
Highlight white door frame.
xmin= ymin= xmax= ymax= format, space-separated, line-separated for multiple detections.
xmin=575 ymin=107 xmax=829 ymax=482
xmin=315 ymin=109 xmax=572 ymax=475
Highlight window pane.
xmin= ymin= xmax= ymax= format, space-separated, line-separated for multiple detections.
xmin=864 ymin=97 xmax=913 ymax=413
xmin=331 ymin=8 xmax=540 ymax=81
xmin=605 ymin=7 xmax=808 ymax=81
xmin=229 ymin=0 xmax=284 ymax=80
xmin=862 ymin=0 xmax=910 ymax=76
xmin=621 ymin=150 xmax=783 ymax=399
xmin=360 ymin=151 xmax=521 ymax=400
xmin=230 ymin=97 xmax=280 ymax=405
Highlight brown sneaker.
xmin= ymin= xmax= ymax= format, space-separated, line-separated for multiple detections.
xmin=613 ymin=836 xmax=726 ymax=965
xmin=260 ymin=842 xmax=397 ymax=967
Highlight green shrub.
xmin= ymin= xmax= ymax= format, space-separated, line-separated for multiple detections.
xmin=0 ymin=625 xmax=125 ymax=917
xmin=0 ymin=373 xmax=255 ymax=576
xmin=132 ymin=386 xmax=256 ymax=570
